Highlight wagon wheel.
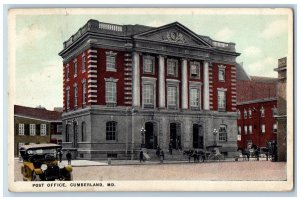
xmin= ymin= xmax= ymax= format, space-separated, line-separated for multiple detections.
xmin=32 ymin=172 xmax=41 ymax=181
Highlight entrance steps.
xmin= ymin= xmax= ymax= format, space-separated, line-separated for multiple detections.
xmin=143 ymin=149 xmax=188 ymax=161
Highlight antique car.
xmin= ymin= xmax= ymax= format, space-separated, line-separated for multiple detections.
xmin=19 ymin=144 xmax=73 ymax=181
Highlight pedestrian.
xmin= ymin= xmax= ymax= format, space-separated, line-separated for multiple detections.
xmin=160 ymin=150 xmax=164 ymax=163
xmin=156 ymin=147 xmax=160 ymax=158
xmin=66 ymin=151 xmax=72 ymax=165
xmin=169 ymin=142 xmax=173 ymax=155
xmin=139 ymin=150 xmax=144 ymax=163
xmin=58 ymin=149 xmax=63 ymax=162
xmin=255 ymin=147 xmax=259 ymax=161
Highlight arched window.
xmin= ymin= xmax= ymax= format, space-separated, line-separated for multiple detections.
xmin=219 ymin=124 xmax=227 ymax=142
xmin=65 ymin=124 xmax=70 ymax=142
xmin=81 ymin=122 xmax=86 ymax=142
xmin=106 ymin=121 xmax=117 ymax=141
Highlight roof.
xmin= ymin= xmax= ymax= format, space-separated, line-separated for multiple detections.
xmin=14 ymin=105 xmax=62 ymax=122
xmin=236 ymin=76 xmax=277 ymax=103
xmin=19 ymin=143 xmax=61 ymax=150
xmin=236 ymin=63 xmax=251 ymax=81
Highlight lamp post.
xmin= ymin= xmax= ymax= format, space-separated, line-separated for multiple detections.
xmin=213 ymin=128 xmax=218 ymax=146
xmin=140 ymin=126 xmax=146 ymax=148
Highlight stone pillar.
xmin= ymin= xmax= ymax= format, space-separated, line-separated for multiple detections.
xmin=203 ymin=61 xmax=210 ymax=110
xmin=132 ymin=52 xmax=140 ymax=107
xmin=158 ymin=55 xmax=166 ymax=108
xmin=181 ymin=59 xmax=188 ymax=109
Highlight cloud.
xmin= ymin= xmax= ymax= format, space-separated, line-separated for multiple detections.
xmin=259 ymin=19 xmax=288 ymax=39
xmin=242 ymin=46 xmax=262 ymax=57
xmin=15 ymin=60 xmax=63 ymax=110
xmin=246 ymin=57 xmax=278 ymax=77
xmin=16 ymin=24 xmax=47 ymax=48
xmin=214 ymin=27 xmax=234 ymax=42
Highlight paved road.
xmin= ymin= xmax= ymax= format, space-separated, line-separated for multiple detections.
xmin=14 ymin=159 xmax=286 ymax=181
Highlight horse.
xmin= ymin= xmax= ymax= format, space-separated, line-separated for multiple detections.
xmin=237 ymin=147 xmax=250 ymax=161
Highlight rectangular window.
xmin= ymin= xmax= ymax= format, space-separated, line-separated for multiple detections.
xmin=106 ymin=121 xmax=116 ymax=141
xmin=74 ymin=85 xmax=78 ymax=107
xmin=249 ymin=125 xmax=253 ymax=134
xmin=143 ymin=84 xmax=154 ymax=107
xmin=273 ymin=123 xmax=278 ymax=133
xmin=272 ymin=108 xmax=278 ymax=116
xmin=260 ymin=108 xmax=265 ymax=117
xmin=29 ymin=124 xmax=36 ymax=136
xmin=248 ymin=110 xmax=252 ymax=118
xmin=238 ymin=126 xmax=241 ymax=135
xmin=143 ymin=57 xmax=154 ymax=74
xmin=167 ymin=59 xmax=178 ymax=77
xmin=218 ymin=69 xmax=225 ymax=81
xmin=66 ymin=89 xmax=70 ymax=110
xmin=57 ymin=125 xmax=62 ymax=133
xmin=190 ymin=62 xmax=200 ymax=78
xmin=244 ymin=125 xmax=248 ymax=135
xmin=261 ymin=124 xmax=266 ymax=133
xmin=190 ymin=88 xmax=200 ymax=108
xmin=218 ymin=90 xmax=226 ymax=111
xmin=82 ymin=81 xmax=86 ymax=104
xmin=40 ymin=124 xmax=46 ymax=136
xmin=244 ymin=110 xmax=247 ymax=119
xmin=219 ymin=125 xmax=227 ymax=141
xmin=18 ymin=124 xmax=24 ymax=135
xmin=167 ymin=86 xmax=177 ymax=108
xmin=74 ymin=60 xmax=78 ymax=77
xmin=66 ymin=65 xmax=70 ymax=80
xmin=82 ymin=55 xmax=86 ymax=72
xmin=106 ymin=52 xmax=116 ymax=71
xmin=105 ymin=82 xmax=117 ymax=104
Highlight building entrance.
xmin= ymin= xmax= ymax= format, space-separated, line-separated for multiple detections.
xmin=170 ymin=123 xmax=181 ymax=149
xmin=193 ymin=124 xmax=204 ymax=149
xmin=145 ymin=122 xmax=157 ymax=149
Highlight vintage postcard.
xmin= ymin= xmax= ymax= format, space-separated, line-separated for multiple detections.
xmin=7 ymin=7 xmax=294 ymax=192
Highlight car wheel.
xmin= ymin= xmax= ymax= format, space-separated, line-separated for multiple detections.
xmin=32 ymin=172 xmax=41 ymax=181
xmin=64 ymin=172 xmax=73 ymax=181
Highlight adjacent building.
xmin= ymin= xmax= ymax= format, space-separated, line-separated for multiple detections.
xmin=236 ymin=64 xmax=278 ymax=149
xmin=14 ymin=105 xmax=62 ymax=156
xmin=274 ymin=57 xmax=287 ymax=162
xmin=59 ymin=20 xmax=240 ymax=160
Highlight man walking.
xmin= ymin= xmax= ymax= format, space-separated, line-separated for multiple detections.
xmin=66 ymin=151 xmax=72 ymax=165
xmin=139 ymin=150 xmax=144 ymax=163
xmin=58 ymin=149 xmax=63 ymax=162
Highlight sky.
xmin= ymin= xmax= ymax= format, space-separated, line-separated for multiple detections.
xmin=11 ymin=8 xmax=291 ymax=110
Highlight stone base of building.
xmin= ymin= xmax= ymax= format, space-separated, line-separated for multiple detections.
xmin=61 ymin=106 xmax=238 ymax=160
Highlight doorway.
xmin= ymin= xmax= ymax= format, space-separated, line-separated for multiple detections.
xmin=145 ymin=122 xmax=157 ymax=149
xmin=170 ymin=123 xmax=181 ymax=149
xmin=193 ymin=124 xmax=204 ymax=149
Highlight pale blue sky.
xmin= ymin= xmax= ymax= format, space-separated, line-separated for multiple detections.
xmin=12 ymin=9 xmax=291 ymax=110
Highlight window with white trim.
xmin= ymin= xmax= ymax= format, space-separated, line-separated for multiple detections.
xmin=73 ymin=59 xmax=78 ymax=77
xmin=167 ymin=59 xmax=178 ymax=77
xmin=219 ymin=124 xmax=227 ymax=141
xmin=244 ymin=125 xmax=248 ymax=135
xmin=249 ymin=125 xmax=253 ymax=134
xmin=272 ymin=106 xmax=278 ymax=116
xmin=244 ymin=109 xmax=248 ymax=119
xmin=66 ymin=65 xmax=70 ymax=80
xmin=273 ymin=122 xmax=278 ymax=133
xmin=82 ymin=54 xmax=86 ymax=72
xmin=261 ymin=124 xmax=266 ymax=133
xmin=237 ymin=110 xmax=241 ymax=119
xmin=82 ymin=80 xmax=86 ymax=105
xmin=57 ymin=125 xmax=62 ymax=133
xmin=167 ymin=86 xmax=177 ymax=108
xmin=218 ymin=65 xmax=226 ymax=81
xmin=248 ymin=109 xmax=252 ymax=118
xmin=217 ymin=90 xmax=226 ymax=111
xmin=260 ymin=107 xmax=265 ymax=117
xmin=74 ymin=84 xmax=78 ymax=107
xmin=106 ymin=51 xmax=117 ymax=71
xmin=143 ymin=84 xmax=154 ymax=107
xmin=40 ymin=124 xmax=46 ymax=136
xmin=30 ymin=124 xmax=36 ymax=136
xmin=190 ymin=62 xmax=200 ymax=79
xmin=238 ymin=126 xmax=241 ymax=135
xmin=105 ymin=81 xmax=117 ymax=104
xmin=18 ymin=124 xmax=24 ymax=135
xmin=106 ymin=121 xmax=117 ymax=141
xmin=190 ymin=88 xmax=200 ymax=109
xmin=143 ymin=56 xmax=154 ymax=74
xmin=66 ymin=88 xmax=70 ymax=110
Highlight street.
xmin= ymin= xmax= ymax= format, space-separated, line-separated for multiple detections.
xmin=14 ymin=159 xmax=286 ymax=181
